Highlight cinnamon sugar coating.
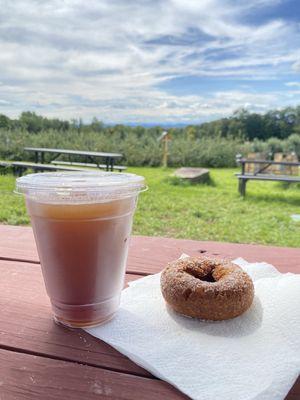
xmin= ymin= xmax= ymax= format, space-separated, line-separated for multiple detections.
xmin=160 ymin=257 xmax=254 ymax=321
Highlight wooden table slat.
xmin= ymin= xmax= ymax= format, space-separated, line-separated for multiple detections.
xmin=24 ymin=147 xmax=123 ymax=159
xmin=0 ymin=225 xmax=299 ymax=274
xmin=0 ymin=348 xmax=187 ymax=400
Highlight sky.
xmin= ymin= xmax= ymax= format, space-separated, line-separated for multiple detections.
xmin=0 ymin=0 xmax=300 ymax=124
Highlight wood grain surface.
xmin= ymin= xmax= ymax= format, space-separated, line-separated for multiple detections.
xmin=0 ymin=224 xmax=299 ymax=273
xmin=0 ymin=348 xmax=187 ymax=400
xmin=0 ymin=224 xmax=298 ymax=399
xmin=0 ymin=259 xmax=148 ymax=377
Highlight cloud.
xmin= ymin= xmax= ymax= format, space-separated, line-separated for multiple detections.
xmin=292 ymin=60 xmax=300 ymax=72
xmin=0 ymin=0 xmax=300 ymax=122
xmin=286 ymin=82 xmax=300 ymax=87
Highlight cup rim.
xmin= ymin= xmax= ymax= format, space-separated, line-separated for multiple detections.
xmin=15 ymin=171 xmax=147 ymax=203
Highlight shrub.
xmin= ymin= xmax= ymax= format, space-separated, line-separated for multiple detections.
xmin=266 ymin=137 xmax=284 ymax=155
xmin=0 ymin=128 xmax=298 ymax=167
xmin=284 ymin=133 xmax=300 ymax=156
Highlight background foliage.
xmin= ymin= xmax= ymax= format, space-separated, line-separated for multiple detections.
xmin=0 ymin=107 xmax=299 ymax=167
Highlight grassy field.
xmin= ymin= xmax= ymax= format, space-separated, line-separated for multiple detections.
xmin=0 ymin=168 xmax=299 ymax=247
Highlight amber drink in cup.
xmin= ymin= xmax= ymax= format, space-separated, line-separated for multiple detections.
xmin=16 ymin=171 xmax=146 ymax=328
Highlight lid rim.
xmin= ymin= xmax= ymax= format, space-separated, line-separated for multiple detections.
xmin=15 ymin=171 xmax=146 ymax=198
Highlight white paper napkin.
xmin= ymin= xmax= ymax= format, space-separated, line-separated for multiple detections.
xmin=86 ymin=258 xmax=300 ymax=400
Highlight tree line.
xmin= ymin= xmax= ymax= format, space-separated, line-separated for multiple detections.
xmin=1 ymin=106 xmax=300 ymax=140
xmin=0 ymin=108 xmax=299 ymax=167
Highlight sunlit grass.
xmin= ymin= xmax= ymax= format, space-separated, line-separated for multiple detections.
xmin=0 ymin=168 xmax=299 ymax=247
xmin=129 ymin=167 xmax=300 ymax=247
xmin=0 ymin=174 xmax=29 ymax=225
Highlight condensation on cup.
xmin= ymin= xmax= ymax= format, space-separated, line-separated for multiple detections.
xmin=16 ymin=171 xmax=146 ymax=328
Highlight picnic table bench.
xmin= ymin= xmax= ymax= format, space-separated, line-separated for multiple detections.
xmin=24 ymin=147 xmax=124 ymax=172
xmin=0 ymin=161 xmax=11 ymax=168
xmin=51 ymin=160 xmax=126 ymax=172
xmin=3 ymin=161 xmax=94 ymax=176
xmin=0 ymin=224 xmax=299 ymax=399
xmin=236 ymin=159 xmax=300 ymax=196
xmin=0 ymin=160 xmax=126 ymax=176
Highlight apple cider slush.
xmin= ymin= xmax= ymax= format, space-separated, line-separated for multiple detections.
xmin=16 ymin=172 xmax=145 ymax=328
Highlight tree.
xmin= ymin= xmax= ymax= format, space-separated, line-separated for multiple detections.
xmin=90 ymin=117 xmax=104 ymax=132
xmin=19 ymin=111 xmax=43 ymax=133
xmin=0 ymin=114 xmax=11 ymax=129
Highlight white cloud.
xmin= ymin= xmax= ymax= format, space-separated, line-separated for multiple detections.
xmin=0 ymin=0 xmax=299 ymax=122
xmin=292 ymin=60 xmax=300 ymax=72
xmin=286 ymin=82 xmax=300 ymax=87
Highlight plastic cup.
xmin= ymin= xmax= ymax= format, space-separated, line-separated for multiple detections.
xmin=16 ymin=171 xmax=146 ymax=328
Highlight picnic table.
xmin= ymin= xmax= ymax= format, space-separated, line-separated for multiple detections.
xmin=236 ymin=158 xmax=300 ymax=196
xmin=24 ymin=147 xmax=123 ymax=171
xmin=0 ymin=224 xmax=299 ymax=399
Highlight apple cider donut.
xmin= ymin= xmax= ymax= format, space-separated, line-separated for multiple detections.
xmin=160 ymin=257 xmax=254 ymax=321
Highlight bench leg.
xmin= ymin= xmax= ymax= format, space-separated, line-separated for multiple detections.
xmin=239 ymin=179 xmax=247 ymax=197
xmin=105 ymin=157 xmax=109 ymax=171
xmin=16 ymin=167 xmax=25 ymax=177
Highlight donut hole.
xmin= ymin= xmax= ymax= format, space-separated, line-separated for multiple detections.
xmin=200 ymin=272 xmax=216 ymax=282
xmin=186 ymin=267 xmax=216 ymax=283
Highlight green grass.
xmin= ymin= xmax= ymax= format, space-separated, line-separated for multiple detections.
xmin=0 ymin=174 xmax=30 ymax=225
xmin=0 ymin=168 xmax=299 ymax=247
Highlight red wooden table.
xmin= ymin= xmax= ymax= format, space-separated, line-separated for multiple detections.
xmin=0 ymin=224 xmax=299 ymax=399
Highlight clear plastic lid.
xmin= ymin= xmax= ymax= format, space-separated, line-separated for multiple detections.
xmin=15 ymin=171 xmax=146 ymax=203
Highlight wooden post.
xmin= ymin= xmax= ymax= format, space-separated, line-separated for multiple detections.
xmin=241 ymin=160 xmax=245 ymax=175
xmin=239 ymin=178 xmax=247 ymax=197
xmin=158 ymin=131 xmax=171 ymax=168
xmin=162 ymin=138 xmax=168 ymax=168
